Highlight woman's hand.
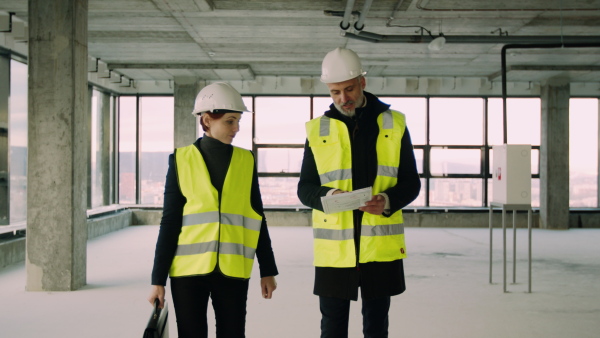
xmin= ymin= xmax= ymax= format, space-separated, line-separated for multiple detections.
xmin=148 ymin=285 xmax=166 ymax=308
xmin=260 ymin=276 xmax=277 ymax=299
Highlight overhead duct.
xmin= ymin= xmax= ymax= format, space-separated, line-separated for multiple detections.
xmin=343 ymin=31 xmax=600 ymax=45
xmin=340 ymin=0 xmax=355 ymax=30
xmin=499 ymin=43 xmax=600 ymax=144
xmin=354 ymin=0 xmax=373 ymax=31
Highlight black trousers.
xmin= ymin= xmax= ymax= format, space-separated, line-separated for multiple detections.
xmin=170 ymin=273 xmax=249 ymax=338
xmin=320 ymin=295 xmax=391 ymax=338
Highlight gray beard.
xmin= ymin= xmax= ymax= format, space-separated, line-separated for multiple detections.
xmin=334 ymin=103 xmax=356 ymax=117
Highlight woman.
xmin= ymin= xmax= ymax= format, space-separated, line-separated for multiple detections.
xmin=148 ymin=82 xmax=278 ymax=338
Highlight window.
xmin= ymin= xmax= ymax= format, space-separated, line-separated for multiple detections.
xmin=254 ymin=97 xmax=309 ymax=207
xmin=90 ymin=89 xmax=103 ymax=208
xmin=254 ymin=97 xmax=309 ymax=144
xmin=312 ymin=96 xmax=331 ymax=119
xmin=140 ymin=97 xmax=174 ymax=205
xmin=430 ymin=148 xmax=480 ymax=175
xmin=430 ymin=98 xmax=483 ymax=145
xmin=569 ymin=98 xmax=598 ymax=207
xmin=488 ymin=98 xmax=541 ymax=146
xmin=108 ymin=94 xmax=594 ymax=210
xmin=430 ymin=178 xmax=483 ymax=207
xmin=8 ymin=59 xmax=28 ymax=222
xmin=257 ymin=148 xmax=304 ymax=173
xmin=118 ymin=97 xmax=137 ymax=204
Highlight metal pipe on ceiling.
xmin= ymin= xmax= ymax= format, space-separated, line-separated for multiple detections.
xmin=415 ymin=0 xmax=600 ymax=11
xmin=354 ymin=0 xmax=373 ymax=31
xmin=340 ymin=0 xmax=356 ymax=30
xmin=344 ymin=31 xmax=600 ymax=45
xmin=500 ymin=43 xmax=600 ymax=144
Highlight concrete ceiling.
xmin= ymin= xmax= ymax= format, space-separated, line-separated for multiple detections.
xmin=2 ymin=0 xmax=600 ymax=87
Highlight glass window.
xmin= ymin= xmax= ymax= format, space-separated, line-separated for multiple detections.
xmin=259 ymin=177 xmax=303 ymax=207
xmin=430 ymin=148 xmax=481 ymax=175
xmin=8 ymin=59 xmax=28 ymax=223
xmin=90 ymin=89 xmax=103 ymax=208
xmin=488 ymin=98 xmax=541 ymax=146
xmin=312 ymin=96 xmax=331 ymax=119
xmin=254 ymin=97 xmax=309 ymax=144
xmin=531 ymin=178 xmax=540 ymax=208
xmin=569 ymin=98 xmax=598 ymax=207
xmin=383 ymin=97 xmax=426 ymax=145
xmin=430 ymin=98 xmax=484 ymax=145
xmin=257 ymin=148 xmax=303 ymax=173
xmin=413 ymin=148 xmax=423 ymax=174
xmin=407 ymin=178 xmax=426 ymax=207
xmin=140 ymin=97 xmax=174 ymax=205
xmin=430 ymin=178 xmax=483 ymax=207
xmin=118 ymin=97 xmax=137 ymax=204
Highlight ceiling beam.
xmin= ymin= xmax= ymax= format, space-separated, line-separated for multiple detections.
xmin=108 ymin=63 xmax=252 ymax=70
xmin=150 ymin=0 xmax=214 ymax=12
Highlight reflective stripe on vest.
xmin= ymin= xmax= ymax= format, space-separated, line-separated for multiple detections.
xmin=170 ymin=144 xmax=262 ymax=279
xmin=306 ymin=110 xmax=408 ymax=267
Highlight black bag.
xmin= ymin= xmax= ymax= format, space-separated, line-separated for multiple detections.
xmin=143 ymin=299 xmax=169 ymax=338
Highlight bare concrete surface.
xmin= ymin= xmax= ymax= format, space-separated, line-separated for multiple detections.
xmin=0 ymin=226 xmax=599 ymax=338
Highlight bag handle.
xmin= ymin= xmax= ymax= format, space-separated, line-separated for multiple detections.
xmin=152 ymin=298 xmax=161 ymax=320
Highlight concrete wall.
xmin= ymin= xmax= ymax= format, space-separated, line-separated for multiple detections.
xmin=87 ymin=210 xmax=132 ymax=240
xmin=569 ymin=213 xmax=600 ymax=229
xmin=0 ymin=237 xmax=26 ymax=269
xmin=0 ymin=209 xmax=132 ymax=269
xmin=131 ymin=209 xmax=164 ymax=226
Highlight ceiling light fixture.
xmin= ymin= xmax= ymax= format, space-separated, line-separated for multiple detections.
xmin=385 ymin=23 xmax=446 ymax=51
xmin=428 ymin=34 xmax=446 ymax=51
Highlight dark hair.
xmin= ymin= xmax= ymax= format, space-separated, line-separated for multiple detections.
xmin=200 ymin=112 xmax=225 ymax=131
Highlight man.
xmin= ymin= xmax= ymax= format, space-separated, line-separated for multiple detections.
xmin=297 ymin=47 xmax=421 ymax=338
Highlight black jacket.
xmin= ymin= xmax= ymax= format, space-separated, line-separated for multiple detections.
xmin=151 ymin=135 xmax=278 ymax=286
xmin=297 ymin=91 xmax=421 ymax=300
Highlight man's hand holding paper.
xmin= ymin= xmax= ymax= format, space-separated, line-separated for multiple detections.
xmin=320 ymin=187 xmax=373 ymax=214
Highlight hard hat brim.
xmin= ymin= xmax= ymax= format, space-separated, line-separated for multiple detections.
xmin=191 ymin=108 xmax=253 ymax=116
xmin=320 ymin=71 xmax=367 ymax=84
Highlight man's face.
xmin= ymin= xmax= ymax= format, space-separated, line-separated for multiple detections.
xmin=327 ymin=76 xmax=366 ymax=116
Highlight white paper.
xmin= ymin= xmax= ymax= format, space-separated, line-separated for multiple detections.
xmin=320 ymin=187 xmax=373 ymax=214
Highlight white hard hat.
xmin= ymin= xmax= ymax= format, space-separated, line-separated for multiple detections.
xmin=320 ymin=47 xmax=367 ymax=84
xmin=191 ymin=82 xmax=251 ymax=116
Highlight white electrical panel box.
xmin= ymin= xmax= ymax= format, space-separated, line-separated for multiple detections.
xmin=492 ymin=144 xmax=531 ymax=205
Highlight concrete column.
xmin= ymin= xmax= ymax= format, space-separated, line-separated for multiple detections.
xmin=26 ymin=0 xmax=89 ymax=291
xmin=539 ymin=80 xmax=570 ymax=229
xmin=0 ymin=56 xmax=8 ymax=225
xmin=174 ymin=77 xmax=203 ymax=148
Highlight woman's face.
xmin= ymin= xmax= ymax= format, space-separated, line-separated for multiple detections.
xmin=203 ymin=112 xmax=242 ymax=144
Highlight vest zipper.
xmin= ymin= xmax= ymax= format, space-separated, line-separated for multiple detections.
xmin=216 ymin=191 xmax=222 ymax=273
xmin=352 ymin=120 xmax=361 ymax=271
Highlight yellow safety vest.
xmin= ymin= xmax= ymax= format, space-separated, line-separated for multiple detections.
xmin=306 ymin=110 xmax=407 ymax=267
xmin=170 ymin=144 xmax=262 ymax=279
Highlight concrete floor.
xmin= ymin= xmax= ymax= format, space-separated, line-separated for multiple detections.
xmin=0 ymin=226 xmax=599 ymax=338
